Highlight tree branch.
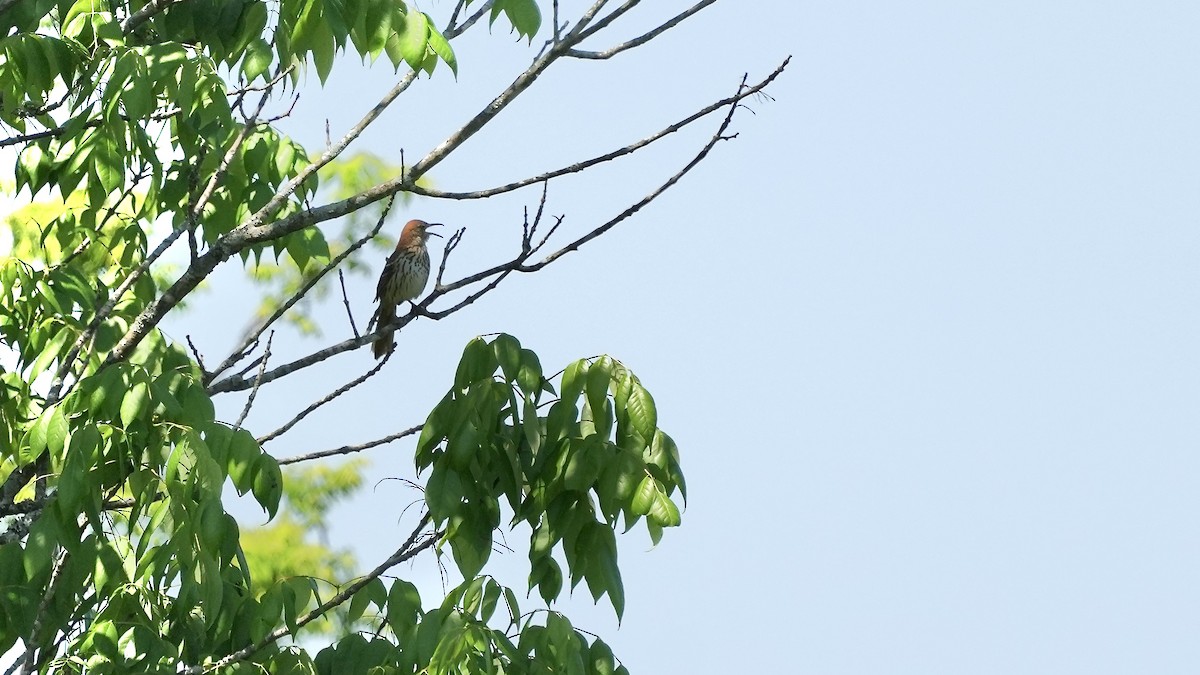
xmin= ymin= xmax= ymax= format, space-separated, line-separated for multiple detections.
xmin=276 ymin=425 xmax=423 ymax=466
xmin=122 ymin=0 xmax=187 ymax=33
xmin=47 ymin=83 xmax=278 ymax=406
xmin=407 ymin=61 xmax=775 ymax=201
xmin=205 ymin=57 xmax=789 ymax=394
xmin=204 ymin=196 xmax=397 ymax=384
xmin=232 ymin=331 xmax=273 ymax=431
xmin=105 ymin=4 xmax=784 ymax=377
xmin=207 ymin=332 xmax=378 ymax=394
xmin=188 ymin=513 xmax=436 ymax=674
xmin=257 ymin=351 xmax=391 ymax=445
xmin=445 ymin=0 xmax=495 ymax=39
xmin=567 ymin=0 xmax=715 ymax=59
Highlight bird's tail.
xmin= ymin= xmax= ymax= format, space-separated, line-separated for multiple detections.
xmin=371 ymin=302 xmax=397 ymax=359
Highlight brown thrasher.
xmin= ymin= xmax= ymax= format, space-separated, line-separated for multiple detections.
xmin=370 ymin=219 xmax=442 ymax=358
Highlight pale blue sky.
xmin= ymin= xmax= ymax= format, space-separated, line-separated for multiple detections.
xmin=174 ymin=2 xmax=1200 ymax=673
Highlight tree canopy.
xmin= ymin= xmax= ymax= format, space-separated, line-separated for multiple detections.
xmin=0 ymin=0 xmax=785 ymax=672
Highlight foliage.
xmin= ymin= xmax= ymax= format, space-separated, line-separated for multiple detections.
xmin=0 ymin=0 xmax=780 ymax=670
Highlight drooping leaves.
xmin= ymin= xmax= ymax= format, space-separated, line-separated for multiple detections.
xmin=417 ymin=335 xmax=685 ymax=620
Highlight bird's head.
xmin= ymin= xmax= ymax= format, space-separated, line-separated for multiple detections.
xmin=400 ymin=219 xmax=444 ymax=245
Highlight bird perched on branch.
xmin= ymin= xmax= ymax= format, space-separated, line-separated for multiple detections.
xmin=370 ymin=219 xmax=442 ymax=358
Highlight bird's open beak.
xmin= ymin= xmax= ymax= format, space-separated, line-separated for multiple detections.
xmin=427 ymin=223 xmax=445 ymax=238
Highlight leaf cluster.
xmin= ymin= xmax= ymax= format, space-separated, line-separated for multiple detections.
xmin=417 ymin=334 xmax=686 ymax=619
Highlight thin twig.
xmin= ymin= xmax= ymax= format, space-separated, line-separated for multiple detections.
xmin=434 ymin=228 xmax=467 ymax=288
xmin=521 ymin=71 xmax=764 ymax=272
xmin=200 ymin=59 xmax=789 ymax=395
xmin=257 ymin=351 xmax=391 ymax=444
xmin=567 ymin=0 xmax=716 ymax=59
xmin=338 ymin=270 xmax=359 ymax=338
xmin=207 ymin=333 xmax=377 ymax=394
xmin=570 ymin=0 xmax=639 ymax=42
xmin=446 ymin=0 xmax=495 ymax=39
xmin=100 ymin=1 xmax=631 ymax=365
xmin=233 ymin=331 xmax=273 ymax=431
xmin=407 ymin=64 xmax=777 ymax=201
xmin=277 ymin=425 xmax=423 ymax=466
xmin=185 ymin=335 xmax=208 ymax=376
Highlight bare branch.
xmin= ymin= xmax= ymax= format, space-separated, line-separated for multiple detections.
xmin=233 ymin=331 xmax=273 ymax=431
xmin=188 ymin=513 xmax=436 ymax=674
xmin=105 ymin=7 xmax=785 ymax=372
xmin=566 ymin=0 xmax=618 ymax=38
xmin=569 ymin=0 xmax=638 ymax=42
xmin=186 ymin=335 xmax=209 ymax=376
xmin=338 ymin=270 xmax=360 ymax=338
xmin=567 ymin=0 xmax=716 ymax=59
xmin=407 ymin=67 xmax=773 ymax=201
xmin=446 ymin=0 xmax=496 ymax=39
xmin=204 ymin=56 xmax=787 ymax=394
xmin=434 ymin=227 xmax=467 ymax=288
xmin=277 ymin=425 xmax=423 ymax=466
xmin=521 ymin=66 xmax=783 ymax=273
xmin=257 ymin=351 xmax=391 ymax=445
xmin=422 ymin=268 xmax=517 ymax=320
xmin=205 ymin=195 xmax=397 ymax=383
xmin=207 ymin=332 xmax=378 ymax=394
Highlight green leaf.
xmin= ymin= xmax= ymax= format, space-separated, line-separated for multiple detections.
xmin=585 ymin=357 xmax=612 ymax=423
xmin=425 ymin=464 xmax=463 ymax=522
xmin=348 ymin=577 xmax=387 ymax=624
xmin=120 ymin=377 xmax=150 ymax=427
xmin=479 ymin=578 xmax=501 ymax=623
xmin=252 ymin=453 xmax=283 ymax=518
xmin=23 ymin=514 xmax=55 ymax=579
xmin=589 ymin=639 xmax=616 ymax=675
xmin=447 ymin=513 xmax=491 ymax=579
xmin=493 ymin=333 xmax=522 ymax=383
xmin=312 ymin=27 xmax=335 ymax=83
xmin=225 ymin=428 xmax=260 ymax=494
xmin=630 ymin=476 xmax=656 ymax=516
xmin=503 ymin=586 xmax=520 ymax=627
xmin=516 ymin=348 xmax=546 ymax=398
xmin=454 ymin=337 xmax=496 ymax=390
xmin=45 ymin=406 xmax=68 ymax=455
xmin=532 ymin=556 xmax=562 ymax=604
xmin=385 ymin=579 xmax=422 ymax=637
xmin=625 ymin=382 xmax=657 ymax=446
xmin=560 ymin=359 xmax=588 ymax=406
xmin=58 ymin=425 xmax=100 ymax=514
xmin=425 ymin=23 xmax=457 ymax=76
xmin=493 ymin=0 xmax=541 ymax=41
xmin=396 ymin=10 xmax=429 ymax=71
xmin=242 ymin=37 xmax=273 ymax=81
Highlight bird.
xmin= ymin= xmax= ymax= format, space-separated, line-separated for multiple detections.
xmin=370 ymin=219 xmax=442 ymax=358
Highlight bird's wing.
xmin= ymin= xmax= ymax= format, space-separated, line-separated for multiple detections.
xmin=375 ymin=250 xmax=400 ymax=301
